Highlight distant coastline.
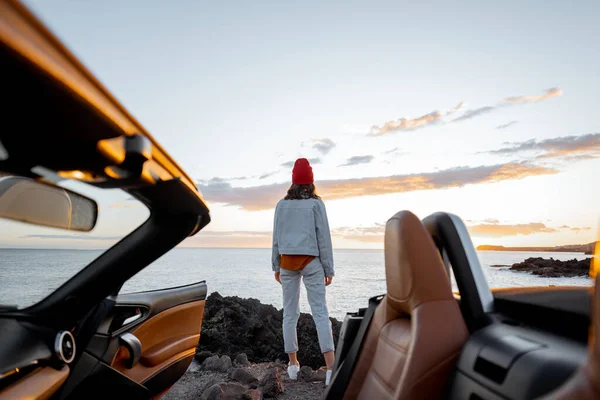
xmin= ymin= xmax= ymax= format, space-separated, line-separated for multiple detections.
xmin=477 ymin=242 xmax=596 ymax=255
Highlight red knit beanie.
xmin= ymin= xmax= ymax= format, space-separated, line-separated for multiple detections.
xmin=292 ymin=158 xmax=314 ymax=185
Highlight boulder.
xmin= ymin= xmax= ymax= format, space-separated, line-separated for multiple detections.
xmin=200 ymin=383 xmax=248 ymax=400
xmin=198 ymin=292 xmax=342 ymax=369
xmin=200 ymin=384 xmax=222 ymax=400
xmin=242 ymin=389 xmax=263 ymax=400
xmin=260 ymin=367 xmax=284 ymax=398
xmin=219 ymin=355 xmax=233 ymax=372
xmin=230 ymin=368 xmax=258 ymax=385
xmin=202 ymin=355 xmax=233 ymax=373
xmin=313 ymin=367 xmax=327 ymax=382
xmin=234 ymin=353 xmax=250 ymax=366
xmin=298 ymin=366 xmax=327 ymax=382
xmin=299 ymin=366 xmax=313 ymax=381
xmin=202 ymin=355 xmax=222 ymax=371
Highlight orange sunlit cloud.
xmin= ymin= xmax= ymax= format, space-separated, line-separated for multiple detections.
xmin=467 ymin=222 xmax=557 ymax=237
xmin=198 ymin=161 xmax=557 ymax=211
xmin=369 ymin=88 xmax=563 ymax=135
xmin=503 ymin=88 xmax=563 ymax=103
xmin=369 ymin=101 xmax=465 ymax=135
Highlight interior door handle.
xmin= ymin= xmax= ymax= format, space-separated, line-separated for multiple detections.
xmin=122 ymin=312 xmax=142 ymax=326
xmin=119 ymin=333 xmax=142 ymax=369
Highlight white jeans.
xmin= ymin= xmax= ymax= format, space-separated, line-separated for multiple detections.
xmin=281 ymin=258 xmax=335 ymax=354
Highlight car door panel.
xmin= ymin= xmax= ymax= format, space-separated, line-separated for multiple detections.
xmin=110 ymin=300 xmax=204 ymax=382
xmin=60 ymin=281 xmax=207 ymax=399
xmin=0 ymin=365 xmax=69 ymax=400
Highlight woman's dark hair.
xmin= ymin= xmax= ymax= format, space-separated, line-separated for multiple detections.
xmin=284 ymin=184 xmax=321 ymax=200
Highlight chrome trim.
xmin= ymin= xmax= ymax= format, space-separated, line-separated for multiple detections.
xmin=122 ymin=312 xmax=143 ymax=326
xmin=54 ymin=330 xmax=76 ymax=364
xmin=0 ymin=360 xmax=39 ymax=381
xmin=448 ymin=213 xmax=494 ymax=313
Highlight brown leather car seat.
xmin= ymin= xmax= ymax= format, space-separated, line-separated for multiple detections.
xmin=540 ymin=275 xmax=600 ymax=399
xmin=343 ymin=210 xmax=469 ymax=400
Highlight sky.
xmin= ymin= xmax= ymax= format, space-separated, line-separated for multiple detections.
xmin=1 ymin=0 xmax=598 ymax=250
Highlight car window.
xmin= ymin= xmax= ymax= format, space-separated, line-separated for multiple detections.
xmin=0 ymin=171 xmax=150 ymax=309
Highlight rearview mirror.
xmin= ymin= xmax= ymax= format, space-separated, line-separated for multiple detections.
xmin=0 ymin=175 xmax=98 ymax=231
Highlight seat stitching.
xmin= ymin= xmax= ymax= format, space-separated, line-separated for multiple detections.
xmin=379 ymin=330 xmax=410 ymax=352
xmin=369 ymin=365 xmax=395 ymax=394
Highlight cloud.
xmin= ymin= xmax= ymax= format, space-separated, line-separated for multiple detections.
xmin=198 ymin=231 xmax=270 ymax=238
xmin=383 ymin=147 xmax=401 ymax=155
xmin=467 ymin=222 xmax=592 ymax=237
xmin=187 ymin=226 xmax=389 ymax=246
xmin=180 ymin=230 xmax=272 ymax=248
xmin=334 ymin=221 xmax=559 ymax=242
xmin=452 ymin=88 xmax=563 ymax=125
xmin=199 ymin=170 xmax=284 ymax=185
xmin=503 ymin=88 xmax=563 ymax=104
xmin=381 ymin=147 xmax=408 ymax=164
xmin=570 ymin=226 xmax=592 ymax=233
xmin=452 ymin=106 xmax=497 ymax=122
xmin=280 ymin=158 xmax=322 ymax=168
xmin=467 ymin=223 xmax=557 ymax=237
xmin=370 ymin=88 xmax=562 ymax=135
xmin=310 ymin=138 xmax=336 ymax=155
xmin=340 ymin=155 xmax=375 ymax=167
xmin=21 ymin=234 xmax=122 ymax=241
xmin=198 ymin=161 xmax=557 ymax=211
xmin=333 ymin=219 xmax=579 ymax=242
xmin=258 ymin=171 xmax=279 ymax=180
xmin=496 ymin=121 xmax=519 ymax=130
xmin=369 ymin=101 xmax=465 ymax=135
xmin=489 ymin=133 xmax=600 ymax=160
xmin=331 ymin=224 xmax=386 ymax=243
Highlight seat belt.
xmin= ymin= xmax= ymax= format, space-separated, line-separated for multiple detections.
xmin=324 ymin=294 xmax=384 ymax=399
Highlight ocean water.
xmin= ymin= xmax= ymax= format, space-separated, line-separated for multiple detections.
xmin=0 ymin=248 xmax=593 ymax=319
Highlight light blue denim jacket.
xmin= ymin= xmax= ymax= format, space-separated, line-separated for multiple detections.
xmin=271 ymin=198 xmax=334 ymax=277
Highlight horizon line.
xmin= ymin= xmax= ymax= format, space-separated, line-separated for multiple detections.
xmin=0 ymin=246 xmax=593 ymax=253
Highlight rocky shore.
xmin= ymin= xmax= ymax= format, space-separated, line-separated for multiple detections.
xmin=196 ymin=292 xmax=342 ymax=370
xmin=162 ymin=292 xmax=343 ymax=399
xmin=492 ymin=257 xmax=592 ymax=278
xmin=163 ymin=355 xmax=328 ymax=400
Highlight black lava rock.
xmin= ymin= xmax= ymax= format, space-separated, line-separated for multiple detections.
xmin=198 ymin=292 xmax=342 ymax=369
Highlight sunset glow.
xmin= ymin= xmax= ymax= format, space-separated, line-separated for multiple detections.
xmin=1 ymin=0 xmax=597 ymax=251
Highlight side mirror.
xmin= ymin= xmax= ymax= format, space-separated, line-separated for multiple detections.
xmin=0 ymin=175 xmax=98 ymax=232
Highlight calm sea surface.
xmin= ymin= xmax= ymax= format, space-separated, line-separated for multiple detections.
xmin=0 ymin=248 xmax=593 ymax=319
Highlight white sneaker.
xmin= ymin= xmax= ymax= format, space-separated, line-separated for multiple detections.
xmin=287 ymin=363 xmax=300 ymax=380
xmin=325 ymin=369 xmax=333 ymax=386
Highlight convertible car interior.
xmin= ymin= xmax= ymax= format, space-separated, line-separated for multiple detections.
xmin=327 ymin=211 xmax=598 ymax=399
xmin=0 ymin=1 xmax=210 ymax=399
xmin=0 ymin=1 xmax=597 ymax=400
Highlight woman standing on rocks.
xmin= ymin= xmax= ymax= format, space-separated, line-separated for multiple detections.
xmin=272 ymin=158 xmax=336 ymax=386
